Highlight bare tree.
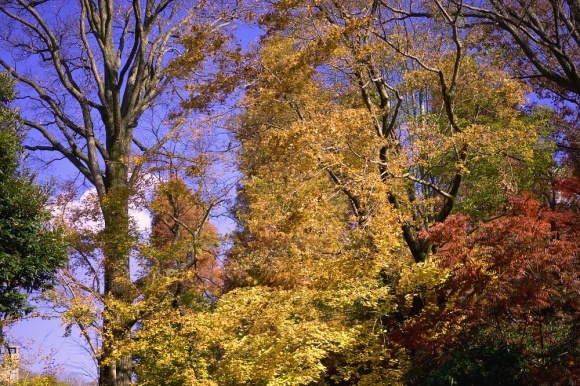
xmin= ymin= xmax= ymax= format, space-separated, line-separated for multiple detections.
xmin=459 ymin=0 xmax=580 ymax=174
xmin=0 ymin=0 xmax=242 ymax=384
xmin=377 ymin=0 xmax=579 ymax=100
xmin=458 ymin=0 xmax=580 ymax=102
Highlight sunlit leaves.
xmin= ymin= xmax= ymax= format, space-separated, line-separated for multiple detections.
xmin=405 ymin=192 xmax=580 ymax=384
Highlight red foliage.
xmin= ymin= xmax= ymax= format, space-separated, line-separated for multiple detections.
xmin=554 ymin=177 xmax=580 ymax=200
xmin=399 ymin=191 xmax=580 ymax=384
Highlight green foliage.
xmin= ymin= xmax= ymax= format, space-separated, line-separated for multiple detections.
xmin=0 ymin=72 xmax=15 ymax=110
xmin=457 ymin=106 xmax=556 ymax=220
xmin=0 ymin=76 xmax=67 ymax=321
xmin=410 ymin=339 xmax=528 ymax=386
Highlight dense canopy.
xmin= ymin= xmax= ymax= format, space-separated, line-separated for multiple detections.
xmin=0 ymin=0 xmax=578 ymax=385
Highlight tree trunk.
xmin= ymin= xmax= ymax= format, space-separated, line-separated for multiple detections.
xmin=98 ymin=151 xmax=133 ymax=386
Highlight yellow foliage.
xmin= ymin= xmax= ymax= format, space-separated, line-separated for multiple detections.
xmin=130 ymin=2 xmax=554 ymax=384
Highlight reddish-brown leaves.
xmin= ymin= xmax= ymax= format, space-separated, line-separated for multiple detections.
xmin=400 ymin=190 xmax=580 ymax=384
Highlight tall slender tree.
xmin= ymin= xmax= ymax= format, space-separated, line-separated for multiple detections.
xmin=0 ymin=1 xmax=242 ymax=384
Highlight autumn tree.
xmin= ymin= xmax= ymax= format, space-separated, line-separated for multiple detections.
xmin=400 ymin=191 xmax=580 ymax=385
xmin=214 ymin=1 xmax=559 ymax=383
xmin=147 ymin=178 xmax=221 ymax=299
xmin=232 ymin=0 xmax=552 ymax=305
xmin=219 ymin=17 xmax=401 ymax=386
xmin=247 ymin=0 xmax=553 ymax=263
xmin=0 ymin=0 xmax=243 ymax=384
xmin=389 ymin=0 xmax=580 ymax=176
xmin=127 ymin=177 xmax=225 ymax=384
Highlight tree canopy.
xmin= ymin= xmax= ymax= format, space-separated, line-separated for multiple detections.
xmin=1 ymin=0 xmax=579 ymax=385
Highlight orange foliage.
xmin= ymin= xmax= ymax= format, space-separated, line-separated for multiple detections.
xmin=150 ymin=178 xmax=221 ymax=297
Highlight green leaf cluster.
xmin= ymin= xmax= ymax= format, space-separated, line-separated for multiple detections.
xmin=0 ymin=74 xmax=67 ymax=321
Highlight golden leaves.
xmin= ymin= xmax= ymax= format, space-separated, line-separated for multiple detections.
xmin=210 ymin=285 xmax=395 ymax=385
